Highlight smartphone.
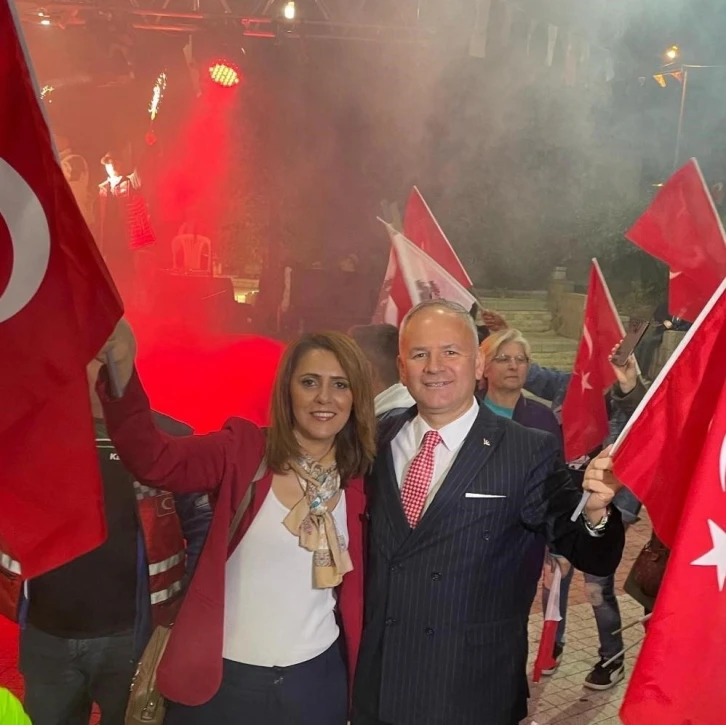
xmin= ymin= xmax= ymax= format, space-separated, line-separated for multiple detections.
xmin=611 ymin=320 xmax=650 ymax=367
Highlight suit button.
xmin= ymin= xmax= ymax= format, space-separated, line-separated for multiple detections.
xmin=424 ymin=627 xmax=435 ymax=636
xmin=482 ymin=530 xmax=491 ymax=541
xmin=390 ymin=563 xmax=401 ymax=573
xmin=385 ymin=617 xmax=397 ymax=627
xmin=430 ymin=572 xmax=442 ymax=581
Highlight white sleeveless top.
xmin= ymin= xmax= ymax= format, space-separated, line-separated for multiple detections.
xmin=222 ymin=488 xmax=348 ymax=667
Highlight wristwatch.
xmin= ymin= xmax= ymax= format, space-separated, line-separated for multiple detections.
xmin=583 ymin=506 xmax=611 ymax=534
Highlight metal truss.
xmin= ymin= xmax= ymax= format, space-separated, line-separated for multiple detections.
xmin=16 ymin=0 xmax=436 ymax=43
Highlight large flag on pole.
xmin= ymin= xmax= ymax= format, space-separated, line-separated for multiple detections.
xmin=614 ymin=282 xmax=726 ymax=725
xmin=375 ymin=222 xmax=476 ymax=324
xmin=611 ymin=277 xmax=726 ymax=548
xmin=626 ymin=159 xmax=726 ymax=321
xmin=0 ymin=1 xmax=123 ymax=577
xmin=404 ymin=187 xmax=473 ymax=288
xmin=560 ymin=259 xmax=625 ymax=461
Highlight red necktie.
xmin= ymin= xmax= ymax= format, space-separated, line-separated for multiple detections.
xmin=401 ymin=430 xmax=442 ymax=527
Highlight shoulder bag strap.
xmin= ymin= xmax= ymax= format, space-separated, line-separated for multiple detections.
xmin=228 ymin=457 xmax=268 ymax=545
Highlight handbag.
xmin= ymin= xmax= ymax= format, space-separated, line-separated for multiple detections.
xmin=124 ymin=458 xmax=268 ymax=724
xmin=630 ymin=532 xmax=670 ymax=600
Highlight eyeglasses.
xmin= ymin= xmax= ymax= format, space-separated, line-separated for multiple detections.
xmin=492 ymin=354 xmax=530 ymax=366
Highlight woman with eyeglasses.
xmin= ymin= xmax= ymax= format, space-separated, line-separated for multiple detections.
xmin=478 ymin=328 xmax=562 ymax=444
xmin=95 ymin=321 xmax=376 ymax=725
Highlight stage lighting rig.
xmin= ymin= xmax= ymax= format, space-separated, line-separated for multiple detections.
xmin=208 ymin=60 xmax=241 ymax=87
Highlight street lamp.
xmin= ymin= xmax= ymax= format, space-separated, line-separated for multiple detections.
xmin=665 ymin=45 xmax=679 ymax=62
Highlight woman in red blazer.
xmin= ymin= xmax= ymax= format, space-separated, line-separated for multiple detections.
xmin=98 ymin=323 xmax=376 ymax=725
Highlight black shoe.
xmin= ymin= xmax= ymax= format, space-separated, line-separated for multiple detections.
xmin=541 ymin=643 xmax=564 ymax=676
xmin=584 ymin=658 xmax=625 ymax=690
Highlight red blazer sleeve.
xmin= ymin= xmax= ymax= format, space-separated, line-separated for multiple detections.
xmin=99 ymin=367 xmax=265 ymax=494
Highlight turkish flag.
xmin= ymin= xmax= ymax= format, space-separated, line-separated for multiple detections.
xmin=619 ymin=322 xmax=726 ymax=724
xmin=626 ymin=159 xmax=726 ymax=321
xmin=0 ymin=3 xmax=123 ymax=577
xmin=612 ymin=278 xmax=726 ymax=548
xmin=404 ymin=186 xmax=473 ymax=288
xmin=560 ymin=260 xmax=624 ymax=461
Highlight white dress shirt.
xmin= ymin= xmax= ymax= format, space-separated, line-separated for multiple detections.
xmin=391 ymin=398 xmax=479 ymax=514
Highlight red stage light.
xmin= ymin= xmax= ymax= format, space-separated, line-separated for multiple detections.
xmin=208 ymin=62 xmax=241 ymax=88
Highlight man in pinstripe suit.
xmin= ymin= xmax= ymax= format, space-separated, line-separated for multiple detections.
xmin=352 ymin=300 xmax=625 ymax=725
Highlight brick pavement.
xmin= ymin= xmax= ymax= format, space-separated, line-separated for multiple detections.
xmin=524 ymin=512 xmax=651 ymax=725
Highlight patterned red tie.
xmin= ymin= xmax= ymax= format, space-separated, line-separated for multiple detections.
xmin=401 ymin=430 xmax=442 ymax=528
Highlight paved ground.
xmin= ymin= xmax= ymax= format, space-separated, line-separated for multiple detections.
xmin=525 ymin=512 xmax=651 ymax=725
xmin=0 ymin=514 xmax=651 ymax=724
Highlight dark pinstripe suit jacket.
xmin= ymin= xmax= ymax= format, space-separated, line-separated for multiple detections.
xmin=352 ymin=402 xmax=625 ymax=725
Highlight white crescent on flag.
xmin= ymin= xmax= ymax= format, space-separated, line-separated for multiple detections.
xmin=0 ymin=157 xmax=51 ymax=323
xmin=582 ymin=323 xmax=594 ymax=359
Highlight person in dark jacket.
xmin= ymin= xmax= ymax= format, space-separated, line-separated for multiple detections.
xmin=0 ymin=368 xmax=212 ymax=725
xmin=349 ymin=324 xmax=414 ymax=421
xmin=477 ymin=328 xmax=563 ymax=446
xmin=352 ymin=300 xmax=625 ymax=725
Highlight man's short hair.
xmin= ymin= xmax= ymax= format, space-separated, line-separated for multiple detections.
xmin=348 ymin=324 xmax=400 ymax=390
xmin=400 ymin=299 xmax=479 ymax=351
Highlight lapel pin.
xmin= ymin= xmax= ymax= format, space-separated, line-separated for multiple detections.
xmin=482 ymin=438 xmax=491 ymax=447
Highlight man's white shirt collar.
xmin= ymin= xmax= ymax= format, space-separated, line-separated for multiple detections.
xmin=411 ymin=397 xmax=479 ymax=452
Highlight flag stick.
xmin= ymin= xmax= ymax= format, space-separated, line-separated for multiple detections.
xmin=611 ymin=612 xmax=652 ymax=635
xmin=570 ymin=491 xmax=590 ymax=522
xmin=601 ymin=637 xmax=644 ymax=669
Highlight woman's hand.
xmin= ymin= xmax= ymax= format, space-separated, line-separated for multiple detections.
xmin=92 ymin=318 xmax=137 ymax=392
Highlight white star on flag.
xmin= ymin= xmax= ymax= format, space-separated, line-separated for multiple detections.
xmin=580 ymin=371 xmax=593 ymax=392
xmin=691 ymin=519 xmax=726 ymax=591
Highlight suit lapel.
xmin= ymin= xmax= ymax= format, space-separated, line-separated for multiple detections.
xmin=375 ymin=409 xmax=417 ymax=549
xmin=403 ymin=405 xmax=505 ymax=550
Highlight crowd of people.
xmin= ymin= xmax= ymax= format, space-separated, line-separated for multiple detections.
xmin=1 ymin=298 xmax=665 ymax=725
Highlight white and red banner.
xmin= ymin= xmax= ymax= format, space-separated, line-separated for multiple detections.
xmin=374 ymin=187 xmax=474 ymax=325
xmin=532 ymin=565 xmax=562 ymax=682
xmin=560 ymin=259 xmax=624 ymax=461
xmin=626 ymin=159 xmax=726 ymax=322
xmin=373 ymin=224 xmax=476 ymax=325
xmin=0 ymin=0 xmax=123 ymax=577
xmin=404 ymin=186 xmax=473 ymax=288
xmin=614 ymin=278 xmax=726 ymax=725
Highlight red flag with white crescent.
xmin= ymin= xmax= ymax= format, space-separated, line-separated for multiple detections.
xmin=560 ymin=260 xmax=624 ymax=461
xmin=616 ymin=284 xmax=726 ymax=723
xmin=0 ymin=1 xmax=123 ymax=577
xmin=627 ymin=159 xmax=726 ymax=321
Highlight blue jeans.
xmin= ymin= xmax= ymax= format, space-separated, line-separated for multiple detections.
xmin=542 ymin=561 xmax=624 ymax=661
xmin=19 ymin=625 xmax=137 ymax=725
